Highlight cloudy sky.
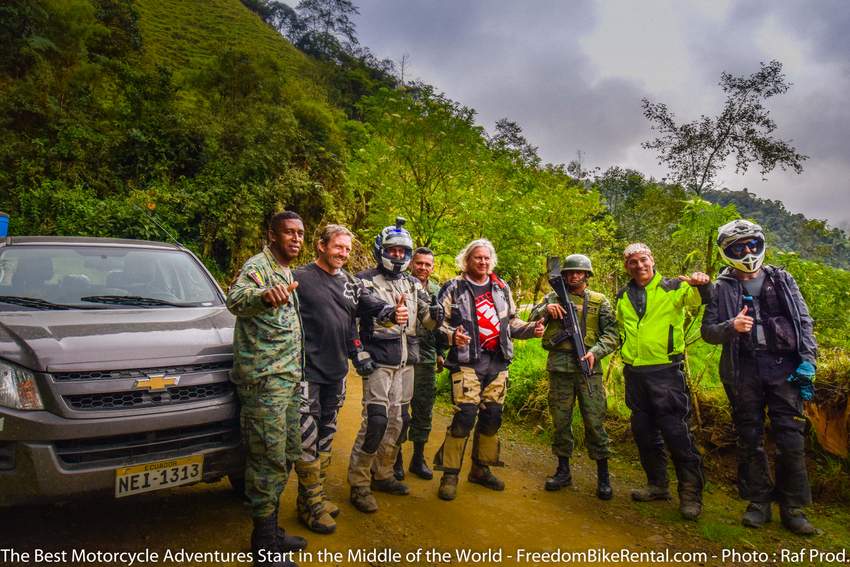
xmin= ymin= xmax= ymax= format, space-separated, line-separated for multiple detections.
xmin=351 ymin=0 xmax=850 ymax=230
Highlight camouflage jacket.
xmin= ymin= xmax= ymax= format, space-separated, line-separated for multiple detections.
xmin=414 ymin=278 xmax=444 ymax=365
xmin=530 ymin=288 xmax=619 ymax=373
xmin=226 ymin=246 xmax=303 ymax=385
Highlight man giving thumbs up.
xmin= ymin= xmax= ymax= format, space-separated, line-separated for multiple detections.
xmin=226 ymin=211 xmax=308 ymax=567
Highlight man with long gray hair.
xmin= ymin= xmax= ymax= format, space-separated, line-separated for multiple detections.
xmin=432 ymin=238 xmax=544 ymax=500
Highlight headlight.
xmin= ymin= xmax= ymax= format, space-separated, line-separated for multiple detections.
xmin=0 ymin=360 xmax=44 ymax=410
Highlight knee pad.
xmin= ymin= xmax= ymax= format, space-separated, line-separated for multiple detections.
xmin=477 ymin=402 xmax=502 ymax=436
xmin=450 ymin=404 xmax=477 ymax=438
xmin=363 ymin=404 xmax=388 ymax=454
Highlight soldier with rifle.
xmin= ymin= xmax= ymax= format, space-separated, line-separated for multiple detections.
xmin=530 ymin=254 xmax=619 ymax=499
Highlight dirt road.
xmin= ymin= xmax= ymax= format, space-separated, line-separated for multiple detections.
xmin=2 ymin=375 xmax=723 ymax=567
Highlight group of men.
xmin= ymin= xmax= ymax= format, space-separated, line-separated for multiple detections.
xmin=228 ymin=213 xmax=819 ymax=567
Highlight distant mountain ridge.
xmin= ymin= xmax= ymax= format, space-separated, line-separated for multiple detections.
xmin=703 ymin=188 xmax=850 ymax=270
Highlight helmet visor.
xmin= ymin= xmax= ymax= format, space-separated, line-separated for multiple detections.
xmin=725 ymin=238 xmax=764 ymax=260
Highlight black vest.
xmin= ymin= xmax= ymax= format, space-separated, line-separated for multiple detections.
xmin=742 ymin=273 xmax=797 ymax=354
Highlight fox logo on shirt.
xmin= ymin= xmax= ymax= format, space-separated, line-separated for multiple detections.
xmin=476 ymin=291 xmax=501 ymax=350
xmin=343 ymin=281 xmax=361 ymax=303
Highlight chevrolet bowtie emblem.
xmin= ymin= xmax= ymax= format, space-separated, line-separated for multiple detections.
xmin=134 ymin=374 xmax=180 ymax=392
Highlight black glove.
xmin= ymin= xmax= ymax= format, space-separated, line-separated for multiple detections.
xmin=354 ymin=350 xmax=376 ymax=377
xmin=429 ymin=294 xmax=444 ymax=325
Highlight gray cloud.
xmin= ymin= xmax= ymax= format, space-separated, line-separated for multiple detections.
xmin=352 ymin=0 xmax=850 ymax=227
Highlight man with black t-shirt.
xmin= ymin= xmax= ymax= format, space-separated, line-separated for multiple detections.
xmin=292 ymin=225 xmax=407 ymax=534
xmin=432 ymin=238 xmax=544 ymax=500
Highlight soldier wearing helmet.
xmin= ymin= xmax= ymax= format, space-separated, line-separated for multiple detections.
xmin=347 ymin=218 xmax=443 ymax=513
xmin=702 ymin=219 xmax=819 ymax=535
xmin=530 ymin=254 xmax=619 ymax=499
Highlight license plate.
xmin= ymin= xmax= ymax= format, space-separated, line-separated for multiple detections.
xmin=115 ymin=455 xmax=204 ymax=498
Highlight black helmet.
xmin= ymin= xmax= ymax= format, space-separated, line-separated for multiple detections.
xmin=373 ymin=217 xmax=414 ymax=274
xmin=562 ymin=254 xmax=593 ymax=276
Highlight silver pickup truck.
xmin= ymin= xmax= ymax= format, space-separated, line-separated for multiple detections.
xmin=0 ymin=236 xmax=244 ymax=505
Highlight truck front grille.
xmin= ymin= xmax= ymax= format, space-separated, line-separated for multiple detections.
xmin=52 ymin=361 xmax=232 ymax=382
xmin=63 ymin=382 xmax=232 ymax=410
xmin=53 ymin=420 xmax=240 ymax=469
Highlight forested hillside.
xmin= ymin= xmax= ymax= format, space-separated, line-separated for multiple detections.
xmin=704 ymin=188 xmax=850 ymax=270
xmin=2 ymin=0 xmax=848 ymax=491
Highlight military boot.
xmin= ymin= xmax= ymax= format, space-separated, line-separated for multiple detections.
xmin=251 ymin=514 xmax=297 ymax=567
xmin=350 ymin=486 xmax=378 ymax=513
xmin=596 ymin=458 xmax=613 ymax=500
xmin=741 ymin=501 xmax=772 ymax=528
xmin=317 ymin=452 xmax=340 ymax=519
xmin=630 ymin=484 xmax=672 ymax=502
xmin=276 ymin=527 xmax=307 ymax=553
xmin=294 ymin=460 xmax=336 ymax=534
xmin=393 ymin=450 xmax=405 ymax=481
xmin=409 ymin=441 xmax=433 ymax=480
xmin=271 ymin=507 xmax=306 ymax=554
xmin=438 ymin=473 xmax=459 ymax=501
xmin=780 ymin=506 xmax=818 ymax=536
xmin=468 ymin=463 xmax=505 ymax=491
xmin=544 ymin=456 xmax=572 ymax=491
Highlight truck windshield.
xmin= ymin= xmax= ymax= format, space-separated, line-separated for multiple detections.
xmin=0 ymin=245 xmax=222 ymax=309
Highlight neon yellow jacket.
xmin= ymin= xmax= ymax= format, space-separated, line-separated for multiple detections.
xmin=615 ymin=273 xmax=711 ymax=367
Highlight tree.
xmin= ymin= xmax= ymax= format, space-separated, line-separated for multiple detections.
xmin=641 ymin=60 xmax=807 ymax=196
xmin=345 ymin=85 xmax=487 ymax=251
xmin=487 ymin=118 xmax=540 ymax=168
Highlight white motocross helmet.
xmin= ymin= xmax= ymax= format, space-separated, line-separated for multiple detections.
xmin=373 ymin=217 xmax=413 ymax=274
xmin=717 ymin=219 xmax=766 ymax=273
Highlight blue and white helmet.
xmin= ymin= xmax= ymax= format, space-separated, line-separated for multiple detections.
xmin=374 ymin=217 xmax=413 ymax=273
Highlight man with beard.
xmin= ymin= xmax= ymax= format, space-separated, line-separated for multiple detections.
xmin=227 ymin=211 xmax=308 ymax=567
xmin=530 ymin=254 xmax=619 ymax=499
xmin=293 ymin=225 xmax=407 ymax=533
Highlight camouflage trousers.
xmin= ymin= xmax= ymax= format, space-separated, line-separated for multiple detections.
xmin=237 ymin=377 xmax=301 ymax=518
xmin=408 ymin=362 xmax=437 ymax=445
xmin=548 ymin=370 xmax=610 ymax=461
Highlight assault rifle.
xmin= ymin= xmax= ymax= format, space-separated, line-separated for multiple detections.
xmin=546 ymin=256 xmax=593 ymax=383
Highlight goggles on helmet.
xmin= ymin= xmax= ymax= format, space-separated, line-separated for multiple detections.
xmin=724 ymin=238 xmax=764 ymax=259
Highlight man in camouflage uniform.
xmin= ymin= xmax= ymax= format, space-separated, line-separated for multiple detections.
xmin=227 ymin=211 xmax=307 ymax=567
xmin=530 ymin=254 xmax=619 ymax=500
xmin=394 ymin=246 xmax=444 ymax=480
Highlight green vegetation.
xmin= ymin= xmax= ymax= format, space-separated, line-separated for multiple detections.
xmin=2 ymin=0 xmax=848 ymax=504
xmin=704 ymin=188 xmax=850 ymax=270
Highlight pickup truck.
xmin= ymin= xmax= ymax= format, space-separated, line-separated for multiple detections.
xmin=0 ymin=236 xmax=244 ymax=505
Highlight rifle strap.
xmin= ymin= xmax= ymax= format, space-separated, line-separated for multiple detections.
xmin=580 ymin=291 xmax=589 ymax=341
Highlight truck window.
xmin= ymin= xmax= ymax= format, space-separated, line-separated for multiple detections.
xmin=0 ymin=246 xmax=221 ymax=309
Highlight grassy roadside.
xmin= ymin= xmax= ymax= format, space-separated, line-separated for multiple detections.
xmin=434 ymin=340 xmax=850 ymax=558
